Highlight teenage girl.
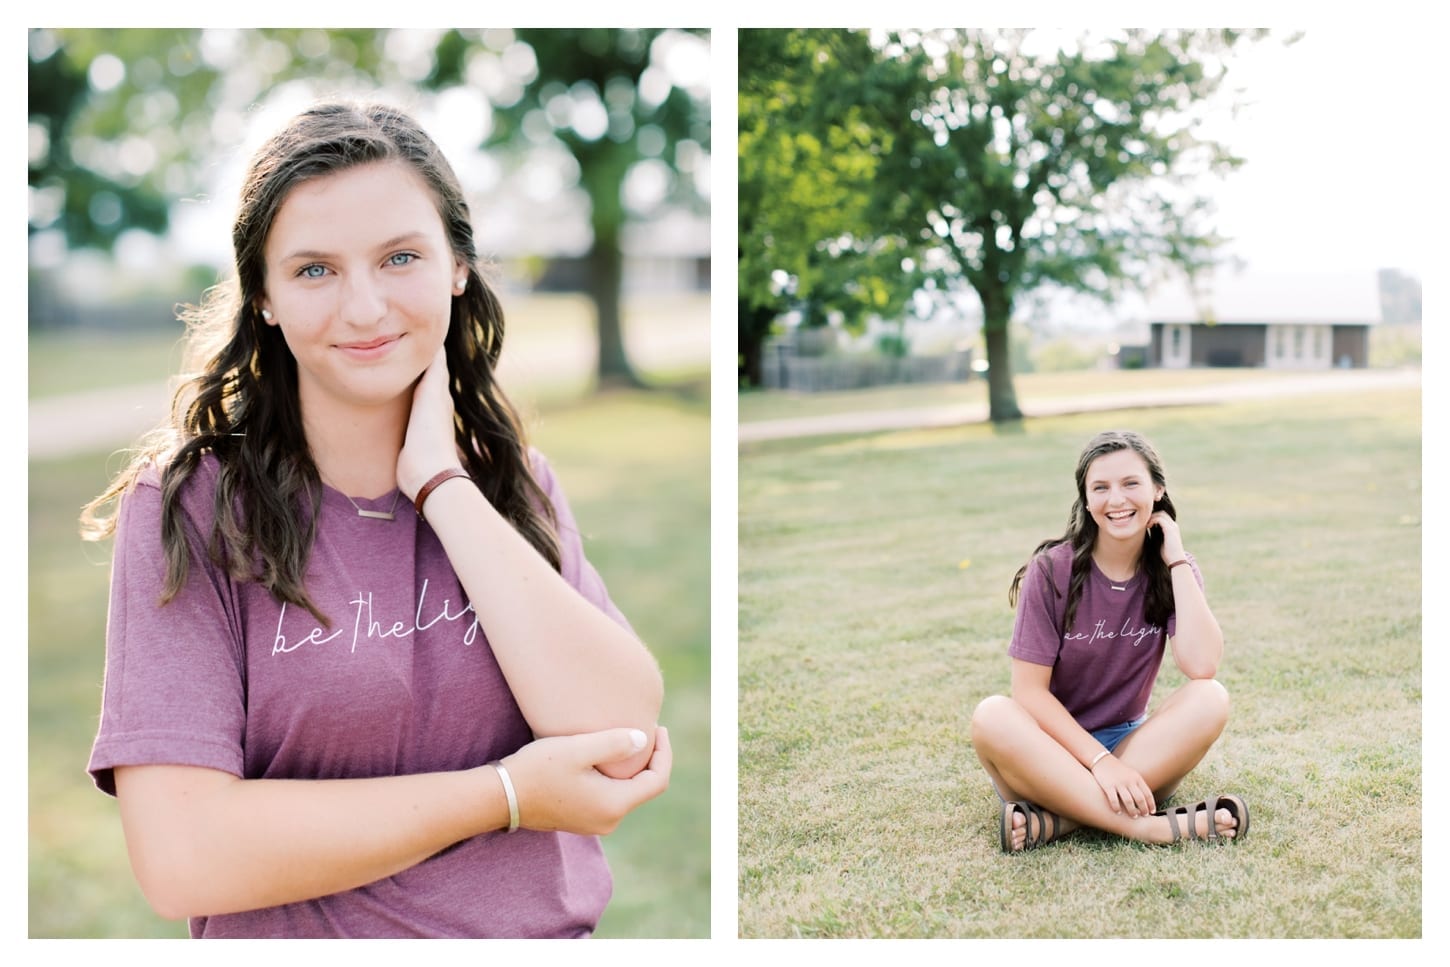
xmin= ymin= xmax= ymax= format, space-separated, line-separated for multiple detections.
xmin=970 ymin=430 xmax=1247 ymax=851
xmin=82 ymin=101 xmax=670 ymax=936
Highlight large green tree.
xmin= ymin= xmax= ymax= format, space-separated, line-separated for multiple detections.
xmin=740 ymin=28 xmax=1263 ymax=418
xmin=737 ymin=29 xmax=924 ymax=388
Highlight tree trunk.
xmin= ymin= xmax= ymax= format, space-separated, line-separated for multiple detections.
xmin=738 ymin=301 xmax=771 ymax=388
xmin=586 ymin=233 xmax=644 ymax=389
xmin=979 ymin=282 xmax=1023 ymax=422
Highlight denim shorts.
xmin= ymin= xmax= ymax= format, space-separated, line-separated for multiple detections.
xmin=1090 ymin=714 xmax=1148 ymax=753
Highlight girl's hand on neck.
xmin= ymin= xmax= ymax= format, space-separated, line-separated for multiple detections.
xmin=1147 ymin=511 xmax=1187 ymax=563
xmin=398 ymin=346 xmax=465 ymax=500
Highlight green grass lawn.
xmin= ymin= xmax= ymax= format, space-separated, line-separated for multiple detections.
xmin=738 ymin=384 xmax=1421 ymax=938
xmin=28 ymin=385 xmax=709 ymax=938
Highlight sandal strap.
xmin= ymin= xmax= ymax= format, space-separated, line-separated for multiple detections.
xmin=1160 ymin=795 xmax=1242 ymax=844
xmin=1164 ymin=804 xmax=1183 ymax=842
xmin=1001 ymin=800 xmax=1031 ymax=852
xmin=1196 ymin=799 xmax=1211 ymax=842
xmin=1023 ymin=801 xmax=1045 ymax=848
xmin=1206 ymin=796 xmax=1227 ymax=842
xmin=1022 ymin=801 xmax=1059 ymax=849
xmin=1003 ymin=799 xmax=1068 ymax=851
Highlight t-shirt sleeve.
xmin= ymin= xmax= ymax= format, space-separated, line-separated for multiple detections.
xmin=1165 ymin=551 xmax=1206 ymax=640
xmin=1007 ymin=553 xmax=1063 ymax=667
xmin=87 ymin=477 xmax=248 ymax=796
xmin=529 ymin=450 xmax=634 ymax=636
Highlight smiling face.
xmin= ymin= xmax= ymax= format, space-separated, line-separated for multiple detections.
xmin=258 ymin=160 xmax=465 ymax=422
xmin=1083 ymin=447 xmax=1165 ymax=546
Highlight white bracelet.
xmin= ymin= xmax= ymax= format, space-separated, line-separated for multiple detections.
xmin=1089 ymin=749 xmax=1111 ymax=769
xmin=491 ymin=761 xmax=520 ymax=832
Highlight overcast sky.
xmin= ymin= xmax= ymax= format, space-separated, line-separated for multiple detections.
xmin=1200 ymin=25 xmax=1432 ymax=278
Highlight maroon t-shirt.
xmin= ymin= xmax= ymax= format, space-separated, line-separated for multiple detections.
xmin=88 ymin=451 xmax=628 ymax=938
xmin=1007 ymin=541 xmax=1204 ymax=732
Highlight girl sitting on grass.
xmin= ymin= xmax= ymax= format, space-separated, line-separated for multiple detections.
xmin=970 ymin=429 xmax=1247 ymax=852
xmin=81 ymin=101 xmax=669 ymax=936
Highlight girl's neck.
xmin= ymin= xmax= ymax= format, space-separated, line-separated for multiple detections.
xmin=300 ymin=391 xmax=410 ymax=499
xmin=1091 ymin=537 xmax=1143 ymax=582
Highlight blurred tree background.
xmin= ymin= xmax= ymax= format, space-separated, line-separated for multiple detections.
xmin=738 ymin=28 xmax=1265 ymax=420
xmin=28 ymin=28 xmax=709 ymax=939
xmin=29 ymin=26 xmax=710 ymax=385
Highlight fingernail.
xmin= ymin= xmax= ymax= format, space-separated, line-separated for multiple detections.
xmin=628 ymin=728 xmax=647 ymax=751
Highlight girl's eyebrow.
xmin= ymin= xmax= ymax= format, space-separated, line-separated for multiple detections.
xmin=278 ymin=232 xmax=432 ymax=264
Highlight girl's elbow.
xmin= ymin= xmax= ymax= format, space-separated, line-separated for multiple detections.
xmin=1180 ymin=649 xmax=1222 ymax=680
xmin=140 ymin=885 xmax=194 ymax=923
xmin=127 ymin=845 xmax=208 ymax=921
xmin=618 ymin=658 xmax=665 ymax=736
xmin=643 ymin=666 xmax=665 ymax=721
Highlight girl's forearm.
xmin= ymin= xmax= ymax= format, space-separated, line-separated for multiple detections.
xmin=115 ymin=763 xmax=508 ymax=920
xmin=422 ymin=478 xmax=664 ymax=775
xmin=1169 ymin=567 xmax=1224 ymax=678
xmin=1011 ymin=666 xmax=1102 ymax=767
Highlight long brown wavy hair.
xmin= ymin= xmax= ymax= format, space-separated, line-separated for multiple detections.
xmin=81 ymin=101 xmax=560 ymax=622
xmin=1008 ymin=430 xmax=1178 ymax=633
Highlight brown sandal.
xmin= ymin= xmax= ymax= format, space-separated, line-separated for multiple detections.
xmin=999 ymin=799 xmax=1062 ymax=853
xmin=1160 ymin=794 xmax=1249 ymax=844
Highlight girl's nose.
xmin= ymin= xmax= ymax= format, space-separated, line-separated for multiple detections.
xmin=339 ymin=272 xmax=387 ymax=327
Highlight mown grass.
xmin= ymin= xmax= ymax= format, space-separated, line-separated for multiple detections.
xmin=738 ymin=384 xmax=1421 ymax=938
xmin=28 ymin=350 xmax=709 ymax=938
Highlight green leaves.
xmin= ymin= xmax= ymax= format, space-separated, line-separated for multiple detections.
xmin=739 ymin=28 xmax=1263 ymax=414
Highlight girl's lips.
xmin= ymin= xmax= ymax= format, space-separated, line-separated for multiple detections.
xmin=336 ymin=334 xmax=403 ymax=357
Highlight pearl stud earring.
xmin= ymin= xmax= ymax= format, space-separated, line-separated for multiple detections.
xmin=261 ymin=309 xmax=273 ymax=321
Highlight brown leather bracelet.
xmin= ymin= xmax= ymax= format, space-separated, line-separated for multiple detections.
xmin=1168 ymin=558 xmax=1190 ymax=570
xmin=413 ymin=467 xmax=471 ymax=518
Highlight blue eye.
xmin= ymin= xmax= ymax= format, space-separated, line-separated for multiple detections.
xmin=389 ymin=252 xmax=417 ymax=267
xmin=299 ymin=264 xmax=327 ymax=279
